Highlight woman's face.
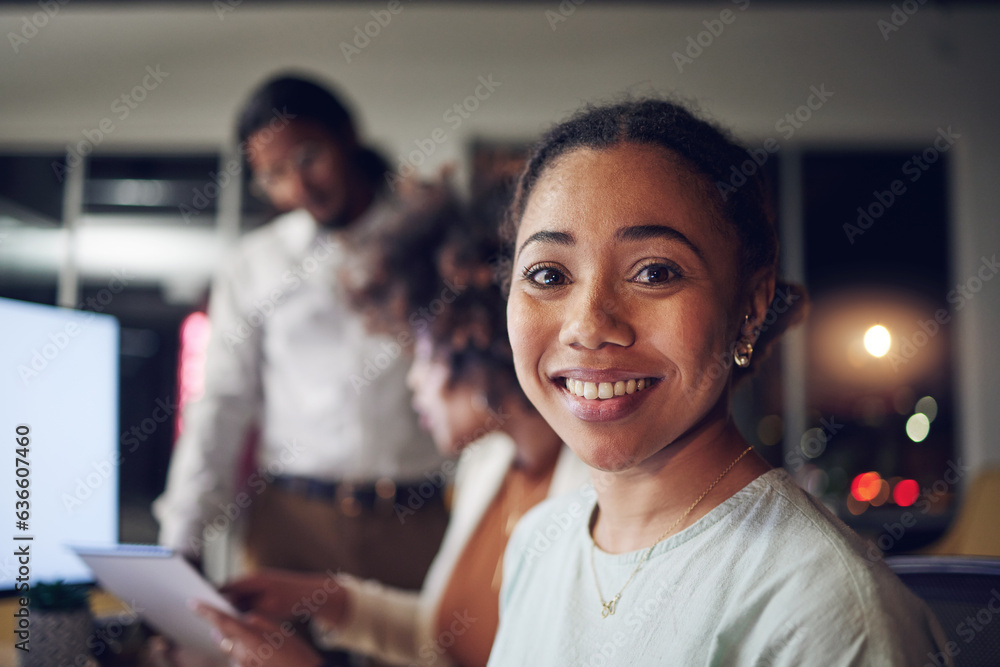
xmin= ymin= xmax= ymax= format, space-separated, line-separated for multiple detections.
xmin=406 ymin=335 xmax=490 ymax=457
xmin=507 ymin=142 xmax=753 ymax=473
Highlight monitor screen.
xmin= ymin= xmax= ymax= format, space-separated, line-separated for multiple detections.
xmin=0 ymin=297 xmax=119 ymax=592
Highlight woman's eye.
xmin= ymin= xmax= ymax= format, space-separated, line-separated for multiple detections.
xmin=524 ymin=265 xmax=568 ymax=287
xmin=633 ymin=263 xmax=678 ymax=285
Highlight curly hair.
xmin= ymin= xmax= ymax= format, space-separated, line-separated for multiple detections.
xmin=502 ymin=96 xmax=807 ymax=374
xmin=344 ymin=180 xmax=524 ymax=406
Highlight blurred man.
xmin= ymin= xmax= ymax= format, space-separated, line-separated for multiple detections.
xmin=154 ymin=74 xmax=448 ymax=591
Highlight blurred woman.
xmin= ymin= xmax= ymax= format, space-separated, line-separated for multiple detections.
xmin=196 ymin=182 xmax=589 ymax=667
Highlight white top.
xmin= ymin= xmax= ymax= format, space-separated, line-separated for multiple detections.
xmin=154 ymin=206 xmax=443 ymax=552
xmin=314 ymin=432 xmax=591 ymax=666
xmin=488 ymin=468 xmax=950 ymax=667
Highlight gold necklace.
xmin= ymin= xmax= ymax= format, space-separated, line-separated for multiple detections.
xmin=589 ymin=446 xmax=753 ymax=618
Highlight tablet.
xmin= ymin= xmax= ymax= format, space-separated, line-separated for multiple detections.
xmin=71 ymin=544 xmax=236 ymax=654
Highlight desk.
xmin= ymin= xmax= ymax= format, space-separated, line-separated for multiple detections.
xmin=2 ymin=591 xmax=141 ymax=666
xmin=1 ymin=592 xmax=230 ymax=666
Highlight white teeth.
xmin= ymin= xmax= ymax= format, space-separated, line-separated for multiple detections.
xmin=563 ymin=377 xmax=653 ymax=400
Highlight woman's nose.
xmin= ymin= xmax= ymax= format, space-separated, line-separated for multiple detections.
xmin=558 ymin=281 xmax=634 ymax=350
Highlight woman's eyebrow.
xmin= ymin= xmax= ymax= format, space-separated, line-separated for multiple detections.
xmin=516 ymin=230 xmax=574 ymax=259
xmin=616 ymin=224 xmax=703 ymax=260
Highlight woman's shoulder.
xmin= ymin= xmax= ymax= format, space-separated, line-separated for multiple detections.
xmin=743 ymin=468 xmax=881 ymax=570
xmin=734 ymin=469 xmax=894 ymax=583
xmin=725 ymin=469 xmax=943 ymax=645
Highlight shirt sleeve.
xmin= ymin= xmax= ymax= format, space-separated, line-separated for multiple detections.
xmin=152 ymin=247 xmax=264 ymax=555
xmin=312 ymin=574 xmax=454 ymax=666
xmin=729 ymin=554 xmax=954 ymax=667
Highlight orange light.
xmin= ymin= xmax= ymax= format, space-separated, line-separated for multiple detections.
xmin=846 ymin=495 xmax=869 ymax=515
xmin=851 ymin=471 xmax=882 ymax=502
xmin=870 ymin=479 xmax=891 ymax=507
xmin=893 ymin=479 xmax=920 ymax=507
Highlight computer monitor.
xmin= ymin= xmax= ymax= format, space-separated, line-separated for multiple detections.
xmin=0 ymin=297 xmax=119 ymax=592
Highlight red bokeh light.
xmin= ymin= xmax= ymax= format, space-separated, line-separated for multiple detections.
xmin=851 ymin=472 xmax=882 ymax=502
xmin=893 ymin=479 xmax=920 ymax=507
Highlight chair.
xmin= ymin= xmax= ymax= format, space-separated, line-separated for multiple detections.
xmin=886 ymin=556 xmax=1000 ymax=667
xmin=923 ymin=468 xmax=1000 ymax=557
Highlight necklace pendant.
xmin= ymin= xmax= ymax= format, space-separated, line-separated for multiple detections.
xmin=601 ymin=595 xmax=619 ymax=618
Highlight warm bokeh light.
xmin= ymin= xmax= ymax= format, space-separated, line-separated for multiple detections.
xmin=756 ymin=415 xmax=784 ymax=446
xmin=893 ymin=479 xmax=920 ymax=507
xmin=864 ymin=325 xmax=891 ymax=357
xmin=799 ymin=427 xmax=827 ymax=459
xmin=870 ymin=479 xmax=891 ymax=507
xmin=846 ymin=494 xmax=869 ymax=515
xmin=915 ymin=395 xmax=938 ymax=422
xmin=906 ymin=413 xmax=931 ymax=442
xmin=851 ymin=471 xmax=883 ymax=502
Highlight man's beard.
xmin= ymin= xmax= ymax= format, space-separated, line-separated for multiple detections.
xmin=316 ymin=207 xmax=353 ymax=230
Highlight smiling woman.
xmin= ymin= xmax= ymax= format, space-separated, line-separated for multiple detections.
xmin=486 ymin=99 xmax=950 ymax=666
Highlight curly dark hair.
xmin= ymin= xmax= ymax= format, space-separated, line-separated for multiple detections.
xmin=344 ymin=180 xmax=525 ymax=406
xmin=502 ymin=96 xmax=807 ymax=374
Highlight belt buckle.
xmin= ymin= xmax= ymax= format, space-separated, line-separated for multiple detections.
xmin=336 ymin=481 xmax=362 ymax=517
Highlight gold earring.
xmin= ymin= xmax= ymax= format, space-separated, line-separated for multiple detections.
xmin=733 ymin=338 xmax=754 ymax=368
xmin=733 ymin=314 xmax=754 ymax=368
